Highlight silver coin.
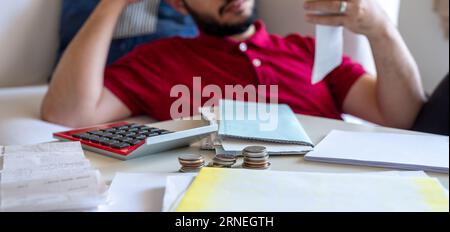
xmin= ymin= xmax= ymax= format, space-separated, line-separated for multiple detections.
xmin=242 ymin=162 xmax=271 ymax=170
xmin=179 ymin=159 xmax=205 ymax=165
xmin=244 ymin=155 xmax=269 ymax=162
xmin=243 ymin=146 xmax=267 ymax=154
xmin=179 ymin=166 xmax=204 ymax=173
xmin=215 ymin=154 xmax=237 ymax=162
xmin=178 ymin=154 xmax=204 ymax=161
xmin=213 ymin=160 xmax=236 ymax=166
xmin=243 ymin=152 xmax=268 ymax=159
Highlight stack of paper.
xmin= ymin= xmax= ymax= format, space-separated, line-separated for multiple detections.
xmin=219 ymin=100 xmax=313 ymax=145
xmin=174 ymin=168 xmax=449 ymax=212
xmin=305 ymin=130 xmax=449 ymax=173
xmin=0 ymin=142 xmax=107 ymax=212
xmin=217 ymin=138 xmax=313 ymax=156
xmin=96 ymin=170 xmax=446 ymax=212
xmin=201 ymin=100 xmax=314 ymax=155
xmin=163 ymin=170 xmax=434 ymax=212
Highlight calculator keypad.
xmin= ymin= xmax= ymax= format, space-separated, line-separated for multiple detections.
xmin=72 ymin=123 xmax=173 ymax=149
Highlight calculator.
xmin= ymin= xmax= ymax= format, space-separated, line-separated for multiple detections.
xmin=53 ymin=119 xmax=217 ymax=160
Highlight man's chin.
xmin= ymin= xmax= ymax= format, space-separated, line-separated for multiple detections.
xmin=220 ymin=15 xmax=254 ymax=28
xmin=222 ymin=10 xmax=253 ymax=21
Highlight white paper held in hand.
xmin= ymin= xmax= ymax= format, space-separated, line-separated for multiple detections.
xmin=312 ymin=25 xmax=344 ymax=84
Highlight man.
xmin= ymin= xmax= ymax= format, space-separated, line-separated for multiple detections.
xmin=413 ymin=74 xmax=449 ymax=136
xmin=42 ymin=0 xmax=426 ymax=130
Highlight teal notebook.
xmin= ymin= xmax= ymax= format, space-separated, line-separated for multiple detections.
xmin=218 ymin=100 xmax=314 ymax=146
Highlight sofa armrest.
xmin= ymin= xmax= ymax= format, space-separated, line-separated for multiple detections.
xmin=0 ymin=85 xmax=69 ymax=145
xmin=0 ymin=85 xmax=156 ymax=145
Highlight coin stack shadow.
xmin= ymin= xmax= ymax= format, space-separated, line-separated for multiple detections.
xmin=212 ymin=154 xmax=237 ymax=168
xmin=178 ymin=155 xmax=205 ymax=173
xmin=242 ymin=146 xmax=270 ymax=170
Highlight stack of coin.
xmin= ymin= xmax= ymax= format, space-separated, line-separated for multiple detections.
xmin=242 ymin=146 xmax=270 ymax=170
xmin=211 ymin=154 xmax=237 ymax=168
xmin=178 ymin=154 xmax=205 ymax=172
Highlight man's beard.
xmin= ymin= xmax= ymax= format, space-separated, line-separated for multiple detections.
xmin=183 ymin=0 xmax=257 ymax=37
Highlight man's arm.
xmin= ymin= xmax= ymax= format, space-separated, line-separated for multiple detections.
xmin=304 ymin=0 xmax=426 ymax=129
xmin=344 ymin=26 xmax=426 ymax=129
xmin=42 ymin=0 xmax=132 ymax=128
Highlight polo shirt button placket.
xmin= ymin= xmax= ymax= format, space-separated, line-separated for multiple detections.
xmin=252 ymin=58 xmax=262 ymax=68
xmin=239 ymin=42 xmax=248 ymax=52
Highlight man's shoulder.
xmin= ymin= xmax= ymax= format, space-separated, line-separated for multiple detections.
xmin=268 ymin=32 xmax=315 ymax=54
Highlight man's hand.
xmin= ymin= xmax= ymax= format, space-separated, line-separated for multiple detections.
xmin=304 ymin=0 xmax=391 ymax=38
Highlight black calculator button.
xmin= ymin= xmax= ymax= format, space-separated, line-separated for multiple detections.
xmin=111 ymin=135 xmax=123 ymax=140
xmin=138 ymin=130 xmax=149 ymax=135
xmin=89 ymin=136 xmax=102 ymax=143
xmin=159 ymin=130 xmax=173 ymax=135
xmin=86 ymin=135 xmax=99 ymax=140
xmin=147 ymin=132 xmax=160 ymax=137
xmin=99 ymin=138 xmax=111 ymax=145
xmin=103 ymin=134 xmax=115 ymax=139
xmin=119 ymin=137 xmax=133 ymax=143
xmin=124 ymin=132 xmax=137 ymax=137
xmin=129 ymin=124 xmax=142 ymax=129
xmin=105 ymin=140 xmax=120 ymax=147
xmin=73 ymin=133 xmax=90 ymax=140
xmin=149 ymin=130 xmax=160 ymax=134
xmin=128 ymin=128 xmax=139 ymax=132
xmin=88 ymin=131 xmax=104 ymax=136
xmin=104 ymin=128 xmax=117 ymax=133
xmin=111 ymin=143 xmax=131 ymax=149
xmin=135 ymin=135 xmax=146 ymax=140
xmin=117 ymin=126 xmax=129 ymax=130
xmin=149 ymin=128 xmax=161 ymax=133
xmin=103 ymin=132 xmax=114 ymax=136
xmin=130 ymin=140 xmax=143 ymax=145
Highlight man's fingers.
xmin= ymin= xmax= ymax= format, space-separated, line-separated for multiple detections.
xmin=304 ymin=14 xmax=347 ymax=26
xmin=304 ymin=0 xmax=349 ymax=14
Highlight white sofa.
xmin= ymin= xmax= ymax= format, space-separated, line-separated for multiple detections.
xmin=0 ymin=85 xmax=155 ymax=145
xmin=0 ymin=1 xmax=157 ymax=145
xmin=0 ymin=0 xmax=398 ymax=145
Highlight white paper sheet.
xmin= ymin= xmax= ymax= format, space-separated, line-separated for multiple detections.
xmin=162 ymin=175 xmax=196 ymax=212
xmin=305 ymin=130 xmax=450 ymax=173
xmin=1 ymin=170 xmax=106 ymax=212
xmin=98 ymin=173 xmax=196 ymax=212
xmin=4 ymin=142 xmax=84 ymax=153
xmin=0 ymin=142 xmax=107 ymax=212
xmin=221 ymin=138 xmax=313 ymax=155
xmin=312 ymin=25 xmax=343 ymax=84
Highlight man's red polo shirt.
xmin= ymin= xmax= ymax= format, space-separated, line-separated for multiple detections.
xmin=104 ymin=21 xmax=366 ymax=121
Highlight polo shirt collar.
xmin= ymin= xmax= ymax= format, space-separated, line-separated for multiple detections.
xmin=197 ymin=20 xmax=271 ymax=51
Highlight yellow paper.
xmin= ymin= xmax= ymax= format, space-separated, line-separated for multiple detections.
xmin=176 ymin=168 xmax=449 ymax=212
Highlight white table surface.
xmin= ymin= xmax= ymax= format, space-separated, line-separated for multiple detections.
xmin=85 ymin=115 xmax=449 ymax=189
